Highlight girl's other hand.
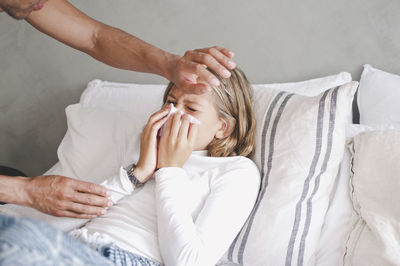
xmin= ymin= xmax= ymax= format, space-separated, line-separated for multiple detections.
xmin=157 ymin=112 xmax=198 ymax=169
xmin=135 ymin=105 xmax=171 ymax=182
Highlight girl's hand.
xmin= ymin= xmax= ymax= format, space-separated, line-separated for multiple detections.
xmin=135 ymin=106 xmax=171 ymax=182
xmin=157 ymin=112 xmax=198 ymax=169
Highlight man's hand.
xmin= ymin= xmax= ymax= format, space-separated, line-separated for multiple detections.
xmin=23 ymin=175 xmax=112 ymax=219
xmin=169 ymin=46 xmax=236 ymax=94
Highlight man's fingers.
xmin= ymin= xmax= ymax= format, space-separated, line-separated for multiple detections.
xmin=72 ymin=191 xmax=112 ymax=208
xmin=180 ymin=80 xmax=210 ymax=94
xmin=209 ymin=47 xmax=236 ymax=68
xmin=197 ymin=47 xmax=236 ymax=69
xmin=67 ymin=202 xmax=107 ymax=216
xmin=53 ymin=210 xmax=96 ymax=219
xmin=73 ymin=179 xmax=109 ymax=197
xmin=184 ymin=61 xmax=220 ymax=87
xmin=191 ymin=51 xmax=231 ymax=79
xmin=212 ymin=46 xmax=235 ymax=59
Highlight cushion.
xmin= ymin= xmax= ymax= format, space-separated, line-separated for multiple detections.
xmin=0 ymin=72 xmax=352 ymax=234
xmin=220 ymin=82 xmax=358 ymax=266
xmin=316 ymin=124 xmax=400 ymax=266
xmin=315 ymin=124 xmax=377 ymax=266
xmin=357 ymin=64 xmax=400 ymax=125
xmin=344 ymin=130 xmax=400 ymax=266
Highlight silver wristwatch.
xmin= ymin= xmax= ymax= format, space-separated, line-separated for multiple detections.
xmin=125 ymin=163 xmax=144 ymax=188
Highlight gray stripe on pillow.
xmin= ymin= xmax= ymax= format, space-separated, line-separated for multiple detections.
xmin=237 ymin=92 xmax=294 ymax=264
xmin=227 ymin=91 xmax=286 ymax=262
xmin=297 ymin=87 xmax=339 ymax=266
xmin=285 ymin=90 xmax=329 ymax=266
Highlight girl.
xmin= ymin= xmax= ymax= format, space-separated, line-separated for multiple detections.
xmin=0 ymin=68 xmax=260 ymax=266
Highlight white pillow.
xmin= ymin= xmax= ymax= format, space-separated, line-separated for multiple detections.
xmin=254 ymin=71 xmax=351 ymax=97
xmin=344 ymin=129 xmax=400 ymax=266
xmin=316 ymin=124 xmax=400 ymax=266
xmin=82 ymin=72 xmax=351 ymax=109
xmin=220 ymin=82 xmax=358 ymax=266
xmin=315 ymin=124 xmax=369 ymax=266
xmin=357 ymin=64 xmax=400 ymax=125
xmin=0 ymin=72 xmax=352 ymax=233
xmin=0 ymin=105 xmax=143 ymax=231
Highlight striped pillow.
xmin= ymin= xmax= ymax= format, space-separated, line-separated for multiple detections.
xmin=219 ymin=81 xmax=358 ymax=266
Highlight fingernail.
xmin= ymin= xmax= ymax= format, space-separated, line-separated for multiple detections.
xmin=107 ymin=201 xmax=113 ymax=207
xmin=211 ymin=78 xmax=220 ymax=86
xmin=223 ymin=69 xmax=231 ymax=78
xmin=101 ymin=209 xmax=107 ymax=215
xmin=228 ymin=61 xmax=236 ymax=68
xmin=106 ymin=191 xmax=112 ymax=197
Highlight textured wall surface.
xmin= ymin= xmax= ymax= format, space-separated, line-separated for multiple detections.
xmin=1 ymin=0 xmax=400 ymax=176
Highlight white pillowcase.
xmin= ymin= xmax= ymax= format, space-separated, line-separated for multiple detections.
xmin=316 ymin=124 xmax=400 ymax=266
xmin=0 ymin=105 xmax=142 ymax=231
xmin=0 ymin=72 xmax=352 ymax=234
xmin=344 ymin=129 xmax=400 ymax=266
xmin=220 ymin=82 xmax=357 ymax=266
xmin=254 ymin=71 xmax=351 ymax=97
xmin=357 ymin=64 xmax=400 ymax=125
xmin=315 ymin=124 xmax=370 ymax=266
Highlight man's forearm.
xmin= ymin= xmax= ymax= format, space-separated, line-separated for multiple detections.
xmin=0 ymin=175 xmax=30 ymax=206
xmin=89 ymin=24 xmax=179 ymax=81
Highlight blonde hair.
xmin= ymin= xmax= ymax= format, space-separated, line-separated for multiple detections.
xmin=163 ymin=67 xmax=256 ymax=158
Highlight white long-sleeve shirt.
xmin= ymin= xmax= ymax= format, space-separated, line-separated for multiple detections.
xmin=74 ymin=151 xmax=260 ymax=266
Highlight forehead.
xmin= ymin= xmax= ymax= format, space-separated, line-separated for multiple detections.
xmin=168 ymin=85 xmax=216 ymax=106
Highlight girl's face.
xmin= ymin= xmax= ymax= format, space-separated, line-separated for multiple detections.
xmin=164 ymin=85 xmax=226 ymax=151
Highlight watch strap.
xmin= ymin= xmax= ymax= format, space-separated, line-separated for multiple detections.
xmin=125 ymin=163 xmax=144 ymax=188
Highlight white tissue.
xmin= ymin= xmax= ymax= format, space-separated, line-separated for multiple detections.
xmin=159 ymin=103 xmax=200 ymax=136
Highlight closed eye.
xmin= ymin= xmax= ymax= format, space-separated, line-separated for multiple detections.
xmin=186 ymin=106 xmax=197 ymax=112
xmin=167 ymin=100 xmax=176 ymax=105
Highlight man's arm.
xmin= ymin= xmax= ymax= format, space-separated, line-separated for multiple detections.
xmin=0 ymin=175 xmax=30 ymax=206
xmin=0 ymin=174 xmax=112 ymax=218
xmin=26 ymin=0 xmax=236 ymax=93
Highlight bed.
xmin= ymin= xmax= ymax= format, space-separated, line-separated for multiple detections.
xmin=1 ymin=64 xmax=399 ymax=266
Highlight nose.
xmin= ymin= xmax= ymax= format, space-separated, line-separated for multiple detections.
xmin=173 ymin=103 xmax=185 ymax=113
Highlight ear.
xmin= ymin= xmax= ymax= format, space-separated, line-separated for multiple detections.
xmin=215 ymin=117 xmax=236 ymax=139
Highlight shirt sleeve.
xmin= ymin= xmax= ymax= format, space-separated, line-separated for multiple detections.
xmin=154 ymin=161 xmax=260 ymax=266
xmin=100 ymin=166 xmax=135 ymax=204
